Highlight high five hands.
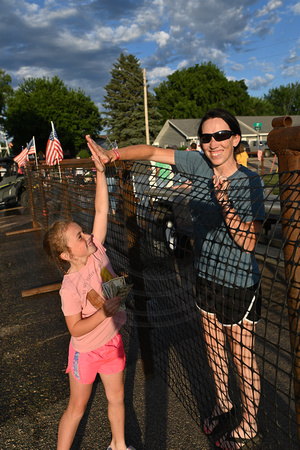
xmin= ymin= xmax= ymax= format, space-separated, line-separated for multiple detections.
xmin=86 ymin=135 xmax=112 ymax=165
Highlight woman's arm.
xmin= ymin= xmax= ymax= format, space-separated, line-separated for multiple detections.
xmin=86 ymin=136 xmax=176 ymax=166
xmin=65 ymin=296 xmax=121 ymax=337
xmin=220 ymin=205 xmax=262 ymax=252
xmin=213 ymin=175 xmax=262 ymax=252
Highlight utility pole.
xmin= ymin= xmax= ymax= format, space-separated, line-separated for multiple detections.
xmin=143 ymin=68 xmax=150 ymax=145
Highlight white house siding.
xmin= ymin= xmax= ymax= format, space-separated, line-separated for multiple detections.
xmin=153 ymin=116 xmax=300 ymax=150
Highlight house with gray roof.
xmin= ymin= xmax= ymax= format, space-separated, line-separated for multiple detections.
xmin=153 ymin=116 xmax=300 ymax=149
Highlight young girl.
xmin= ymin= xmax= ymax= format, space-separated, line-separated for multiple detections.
xmin=43 ymin=148 xmax=135 ymax=450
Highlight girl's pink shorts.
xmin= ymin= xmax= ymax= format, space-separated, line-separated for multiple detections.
xmin=66 ymin=333 xmax=126 ymax=384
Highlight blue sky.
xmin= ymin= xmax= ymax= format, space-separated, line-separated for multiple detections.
xmin=0 ymin=0 xmax=299 ymax=111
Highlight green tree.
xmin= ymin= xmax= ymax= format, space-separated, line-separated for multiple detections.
xmin=102 ymin=53 xmax=161 ymax=146
xmin=0 ymin=69 xmax=13 ymax=118
xmin=246 ymin=96 xmax=273 ymax=115
xmin=76 ymin=148 xmax=90 ymax=158
xmin=264 ymin=82 xmax=300 ymax=115
xmin=154 ymin=62 xmax=267 ymax=122
xmin=5 ymin=76 xmax=102 ymax=157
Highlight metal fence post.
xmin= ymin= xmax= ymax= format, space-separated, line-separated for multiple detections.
xmin=61 ymin=170 xmax=72 ymax=220
xmin=267 ymin=116 xmax=300 ymax=444
xmin=37 ymin=166 xmax=48 ymax=229
xmin=25 ymin=163 xmax=38 ymax=228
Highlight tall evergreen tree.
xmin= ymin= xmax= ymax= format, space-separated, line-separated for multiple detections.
xmin=103 ymin=53 xmax=161 ymax=146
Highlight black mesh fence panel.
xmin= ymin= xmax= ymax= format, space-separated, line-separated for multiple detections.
xmin=26 ymin=160 xmax=299 ymax=449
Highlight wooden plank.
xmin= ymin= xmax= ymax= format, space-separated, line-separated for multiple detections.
xmin=0 ymin=206 xmax=24 ymax=213
xmin=6 ymin=227 xmax=42 ymax=236
xmin=22 ymin=282 xmax=62 ymax=298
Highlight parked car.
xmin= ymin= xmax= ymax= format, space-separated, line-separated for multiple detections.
xmin=132 ymin=167 xmax=193 ymax=258
xmin=249 ymin=140 xmax=273 ymax=157
xmin=0 ymin=157 xmax=29 ymax=208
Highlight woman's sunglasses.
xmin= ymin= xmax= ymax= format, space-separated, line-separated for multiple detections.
xmin=200 ymin=130 xmax=235 ymax=144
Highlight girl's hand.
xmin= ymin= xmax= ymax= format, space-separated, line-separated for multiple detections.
xmin=102 ymin=296 xmax=122 ymax=317
xmin=86 ymin=135 xmax=112 ymax=164
xmin=90 ymin=145 xmax=105 ymax=173
xmin=213 ymin=175 xmax=231 ymax=204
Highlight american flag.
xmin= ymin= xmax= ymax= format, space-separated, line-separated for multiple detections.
xmin=45 ymin=125 xmax=63 ymax=165
xmin=14 ymin=148 xmax=28 ymax=167
xmin=27 ymin=138 xmax=35 ymax=155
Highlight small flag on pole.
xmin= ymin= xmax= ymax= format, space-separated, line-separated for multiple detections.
xmin=14 ymin=147 xmax=29 ymax=167
xmin=45 ymin=123 xmax=63 ymax=165
xmin=27 ymin=136 xmax=38 ymax=166
xmin=27 ymin=138 xmax=35 ymax=155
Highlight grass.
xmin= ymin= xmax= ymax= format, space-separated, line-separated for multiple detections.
xmin=262 ymin=173 xmax=280 ymax=196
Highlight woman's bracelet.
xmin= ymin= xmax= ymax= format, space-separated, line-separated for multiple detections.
xmin=112 ymin=148 xmax=120 ymax=160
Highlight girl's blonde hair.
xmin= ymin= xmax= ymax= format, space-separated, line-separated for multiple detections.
xmin=43 ymin=220 xmax=74 ymax=272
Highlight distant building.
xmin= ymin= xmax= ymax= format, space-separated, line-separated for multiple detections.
xmin=153 ymin=116 xmax=300 ymax=149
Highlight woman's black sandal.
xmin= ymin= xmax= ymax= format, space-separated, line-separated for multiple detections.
xmin=215 ymin=431 xmax=262 ymax=449
xmin=203 ymin=407 xmax=236 ymax=436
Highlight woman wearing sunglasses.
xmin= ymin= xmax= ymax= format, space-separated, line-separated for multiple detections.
xmin=86 ymin=108 xmax=265 ymax=449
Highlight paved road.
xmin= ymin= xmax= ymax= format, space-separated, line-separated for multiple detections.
xmin=0 ymin=207 xmax=209 ymax=450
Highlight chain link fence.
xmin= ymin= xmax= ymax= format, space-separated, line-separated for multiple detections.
xmin=25 ymin=153 xmax=299 ymax=449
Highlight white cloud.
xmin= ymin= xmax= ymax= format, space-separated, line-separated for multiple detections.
xmin=147 ymin=31 xmax=170 ymax=47
xmin=55 ymin=30 xmax=102 ymax=52
xmin=230 ymin=63 xmax=244 ymax=72
xmin=169 ymin=25 xmax=181 ymax=37
xmin=15 ymin=65 xmax=63 ymax=80
xmin=0 ymin=0 xmax=298 ymax=108
xmin=284 ymin=50 xmax=300 ymax=65
xmin=291 ymin=2 xmax=300 ymax=15
xmin=281 ymin=64 xmax=300 ymax=78
xmin=256 ymin=0 xmax=283 ymax=18
xmin=246 ymin=74 xmax=275 ymax=90
xmin=247 ymin=57 xmax=275 ymax=74
xmin=177 ymin=60 xmax=188 ymax=70
xmin=249 ymin=13 xmax=281 ymax=38
xmin=17 ymin=2 xmax=78 ymax=28
xmin=147 ymin=66 xmax=174 ymax=85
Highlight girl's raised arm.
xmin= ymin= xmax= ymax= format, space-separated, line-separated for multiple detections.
xmin=88 ymin=145 xmax=109 ymax=244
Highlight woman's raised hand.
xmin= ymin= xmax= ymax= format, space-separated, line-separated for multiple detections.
xmin=86 ymin=135 xmax=112 ymax=165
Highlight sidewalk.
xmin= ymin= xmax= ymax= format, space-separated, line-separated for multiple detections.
xmin=0 ymin=208 xmax=209 ymax=450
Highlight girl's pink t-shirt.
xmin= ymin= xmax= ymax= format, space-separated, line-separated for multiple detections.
xmin=60 ymin=236 xmax=126 ymax=352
